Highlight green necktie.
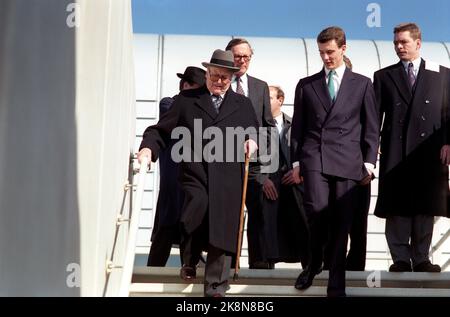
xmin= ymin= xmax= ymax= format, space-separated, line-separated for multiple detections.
xmin=327 ymin=70 xmax=336 ymax=101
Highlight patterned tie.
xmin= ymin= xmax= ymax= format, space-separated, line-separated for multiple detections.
xmin=327 ymin=70 xmax=336 ymax=101
xmin=211 ymin=95 xmax=222 ymax=113
xmin=236 ymin=76 xmax=245 ymax=95
xmin=407 ymin=62 xmax=416 ymax=90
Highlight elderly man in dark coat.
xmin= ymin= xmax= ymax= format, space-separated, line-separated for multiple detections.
xmin=374 ymin=23 xmax=450 ymax=273
xmin=138 ymin=49 xmax=259 ymax=297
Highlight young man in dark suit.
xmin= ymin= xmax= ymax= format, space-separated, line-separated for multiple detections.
xmin=323 ymin=56 xmax=373 ymax=272
xmin=225 ymin=38 xmax=277 ymax=269
xmin=138 ymin=49 xmax=259 ymax=297
xmin=374 ymin=22 xmax=450 ymax=273
xmin=291 ymin=26 xmax=379 ymax=297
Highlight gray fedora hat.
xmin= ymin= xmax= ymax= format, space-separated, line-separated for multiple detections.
xmin=177 ymin=66 xmax=206 ymax=86
xmin=202 ymin=49 xmax=240 ymax=72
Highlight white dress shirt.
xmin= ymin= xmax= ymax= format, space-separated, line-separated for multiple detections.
xmin=231 ymin=73 xmax=249 ymax=97
xmin=274 ymin=113 xmax=283 ymax=135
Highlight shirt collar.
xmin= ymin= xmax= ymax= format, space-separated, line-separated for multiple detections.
xmin=210 ymin=92 xmax=226 ymax=99
xmin=402 ymin=57 xmax=421 ymax=72
xmin=233 ymin=73 xmax=248 ymax=86
xmin=274 ymin=113 xmax=283 ymax=124
xmin=324 ymin=62 xmax=346 ymax=80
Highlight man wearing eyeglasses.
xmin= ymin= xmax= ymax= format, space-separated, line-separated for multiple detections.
xmin=137 ymin=49 xmax=259 ymax=297
xmin=225 ymin=38 xmax=277 ymax=270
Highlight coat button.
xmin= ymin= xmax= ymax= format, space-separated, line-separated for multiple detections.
xmin=420 ymin=132 xmax=426 ymax=137
xmin=399 ymin=119 xmax=403 ymax=124
xmin=425 ymin=100 xmax=430 ymax=104
xmin=399 ymin=135 xmax=403 ymax=140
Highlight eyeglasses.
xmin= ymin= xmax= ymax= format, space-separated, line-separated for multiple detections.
xmin=208 ymin=72 xmax=231 ymax=82
xmin=234 ymin=55 xmax=252 ymax=62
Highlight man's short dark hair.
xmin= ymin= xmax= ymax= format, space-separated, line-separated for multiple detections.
xmin=317 ymin=26 xmax=346 ymax=47
xmin=270 ymin=85 xmax=285 ymax=100
xmin=225 ymin=38 xmax=254 ymax=55
xmin=394 ymin=23 xmax=421 ymax=41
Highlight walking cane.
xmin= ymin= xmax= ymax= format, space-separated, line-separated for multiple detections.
xmin=233 ymin=153 xmax=250 ymax=280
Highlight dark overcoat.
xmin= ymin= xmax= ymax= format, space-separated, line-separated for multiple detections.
xmin=150 ymin=96 xmax=184 ymax=243
xmin=374 ymin=59 xmax=450 ymax=218
xmin=140 ymin=87 xmax=259 ymax=253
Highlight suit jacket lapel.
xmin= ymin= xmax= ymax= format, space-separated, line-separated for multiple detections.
xmin=280 ymin=113 xmax=291 ymax=163
xmin=387 ymin=61 xmax=412 ymax=104
xmin=194 ymin=89 xmax=219 ymax=120
xmin=411 ymin=59 xmax=428 ymax=101
xmin=213 ymin=90 xmax=240 ymax=124
xmin=247 ymin=75 xmax=258 ymax=114
xmin=311 ymin=70 xmax=332 ymax=113
xmin=326 ymin=68 xmax=355 ymax=122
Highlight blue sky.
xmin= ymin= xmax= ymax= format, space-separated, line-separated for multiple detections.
xmin=132 ymin=0 xmax=450 ymax=42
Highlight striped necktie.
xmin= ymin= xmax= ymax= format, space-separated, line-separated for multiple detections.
xmin=212 ymin=95 xmax=222 ymax=113
xmin=327 ymin=70 xmax=336 ymax=101
xmin=236 ymin=76 xmax=245 ymax=95
xmin=407 ymin=62 xmax=416 ymax=91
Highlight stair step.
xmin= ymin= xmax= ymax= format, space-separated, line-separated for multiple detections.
xmin=132 ymin=267 xmax=450 ymax=289
xmin=130 ymin=282 xmax=450 ymax=297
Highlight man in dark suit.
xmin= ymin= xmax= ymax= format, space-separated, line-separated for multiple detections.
xmin=138 ymin=49 xmax=259 ymax=297
xmin=225 ymin=38 xmax=276 ymax=269
xmin=323 ymin=56 xmax=373 ymax=272
xmin=374 ymin=22 xmax=450 ymax=273
xmin=291 ymin=26 xmax=379 ymax=297
xmin=261 ymin=85 xmax=309 ymax=267
xmin=147 ymin=66 xmax=205 ymax=269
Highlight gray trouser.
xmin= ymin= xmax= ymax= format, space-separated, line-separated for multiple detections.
xmin=204 ymin=245 xmax=231 ymax=297
xmin=385 ymin=215 xmax=434 ymax=266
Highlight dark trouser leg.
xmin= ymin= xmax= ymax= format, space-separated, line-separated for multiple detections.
xmin=147 ymin=226 xmax=177 ymax=266
xmin=385 ymin=216 xmax=412 ymax=264
xmin=180 ymin=215 xmax=208 ymax=268
xmin=246 ymin=176 xmax=267 ymax=267
xmin=327 ymin=177 xmax=357 ymax=297
xmin=204 ymin=245 xmax=232 ymax=297
xmin=346 ymin=183 xmax=371 ymax=271
xmin=411 ymin=214 xmax=434 ymax=266
xmin=302 ymin=171 xmax=330 ymax=272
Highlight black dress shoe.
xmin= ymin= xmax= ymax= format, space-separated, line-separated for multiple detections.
xmin=294 ymin=267 xmax=322 ymax=290
xmin=413 ymin=261 xmax=441 ymax=272
xmin=389 ymin=261 xmax=412 ymax=272
xmin=180 ymin=265 xmax=196 ymax=280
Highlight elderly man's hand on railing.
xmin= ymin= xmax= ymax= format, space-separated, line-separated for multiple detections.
xmin=137 ymin=148 xmax=152 ymax=170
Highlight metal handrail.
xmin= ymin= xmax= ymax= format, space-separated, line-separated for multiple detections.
xmin=431 ymin=227 xmax=450 ymax=254
xmin=118 ymin=156 xmax=148 ymax=297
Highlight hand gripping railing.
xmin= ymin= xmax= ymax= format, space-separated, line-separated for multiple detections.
xmin=118 ymin=156 xmax=148 ymax=297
